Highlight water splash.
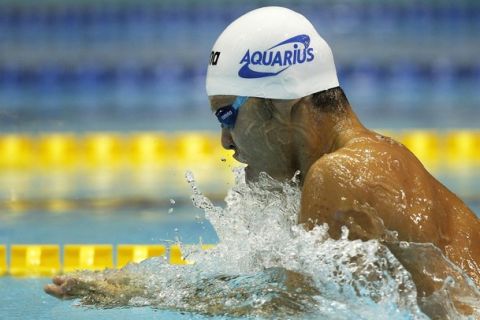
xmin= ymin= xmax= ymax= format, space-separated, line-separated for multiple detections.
xmin=75 ymin=168 xmax=480 ymax=319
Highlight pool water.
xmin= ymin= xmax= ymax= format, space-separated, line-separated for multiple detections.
xmin=0 ymin=205 xmax=224 ymax=320
xmin=0 ymin=206 xmax=219 ymax=245
xmin=0 ymin=170 xmax=479 ymax=319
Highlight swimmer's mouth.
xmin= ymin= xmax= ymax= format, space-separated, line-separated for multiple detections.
xmin=233 ymin=152 xmax=247 ymax=164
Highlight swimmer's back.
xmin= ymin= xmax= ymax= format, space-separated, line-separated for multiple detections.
xmin=300 ymin=129 xmax=480 ymax=285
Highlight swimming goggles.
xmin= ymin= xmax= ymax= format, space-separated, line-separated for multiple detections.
xmin=214 ymin=96 xmax=248 ymax=129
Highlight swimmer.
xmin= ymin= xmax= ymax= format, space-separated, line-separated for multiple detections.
xmin=205 ymin=7 xmax=480 ymax=299
xmin=45 ymin=6 xmax=480 ymax=309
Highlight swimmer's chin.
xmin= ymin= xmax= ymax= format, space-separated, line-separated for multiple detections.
xmin=244 ymin=166 xmax=263 ymax=183
xmin=245 ymin=165 xmax=255 ymax=183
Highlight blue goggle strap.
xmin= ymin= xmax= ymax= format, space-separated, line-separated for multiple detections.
xmin=232 ymin=96 xmax=248 ymax=110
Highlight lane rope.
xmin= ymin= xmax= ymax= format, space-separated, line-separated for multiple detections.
xmin=0 ymin=244 xmax=216 ymax=277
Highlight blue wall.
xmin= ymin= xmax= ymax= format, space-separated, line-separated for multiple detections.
xmin=0 ymin=0 xmax=478 ymax=130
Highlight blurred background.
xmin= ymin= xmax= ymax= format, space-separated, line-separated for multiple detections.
xmin=0 ymin=0 xmax=479 ymax=244
xmin=0 ymin=0 xmax=479 ymax=132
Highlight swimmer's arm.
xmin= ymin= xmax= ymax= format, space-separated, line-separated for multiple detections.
xmin=299 ymin=155 xmax=389 ymax=241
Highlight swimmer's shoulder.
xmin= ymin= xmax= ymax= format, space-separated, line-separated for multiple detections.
xmin=300 ymin=149 xmax=362 ymax=226
xmin=341 ymin=130 xmax=425 ymax=171
xmin=303 ymin=147 xmax=362 ymax=192
xmin=304 ymin=132 xmax=412 ymax=191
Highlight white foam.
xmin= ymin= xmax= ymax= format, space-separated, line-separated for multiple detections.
xmin=79 ymin=168 xmax=480 ymax=319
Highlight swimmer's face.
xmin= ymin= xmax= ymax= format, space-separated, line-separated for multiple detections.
xmin=210 ymin=95 xmax=296 ymax=182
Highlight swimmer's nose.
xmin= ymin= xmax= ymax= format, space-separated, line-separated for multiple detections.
xmin=221 ymin=128 xmax=235 ymax=150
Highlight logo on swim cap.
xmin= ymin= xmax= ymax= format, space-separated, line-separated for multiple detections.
xmin=238 ymin=34 xmax=315 ymax=79
xmin=209 ymin=51 xmax=221 ymax=66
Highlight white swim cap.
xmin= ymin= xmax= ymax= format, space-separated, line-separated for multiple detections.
xmin=206 ymin=6 xmax=339 ymax=99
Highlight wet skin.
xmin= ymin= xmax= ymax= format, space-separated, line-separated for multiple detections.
xmin=45 ymin=93 xmax=480 ymax=305
xmin=300 ymin=132 xmax=480 ymax=295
